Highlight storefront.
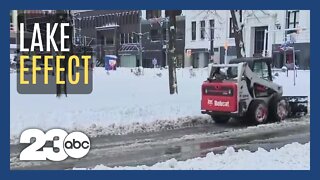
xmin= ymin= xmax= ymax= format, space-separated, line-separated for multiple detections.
xmin=118 ymin=44 xmax=139 ymax=67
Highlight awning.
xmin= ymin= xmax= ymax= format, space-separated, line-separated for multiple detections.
xmin=119 ymin=44 xmax=139 ymax=51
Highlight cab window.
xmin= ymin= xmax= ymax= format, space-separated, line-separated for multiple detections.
xmin=253 ymin=61 xmax=270 ymax=81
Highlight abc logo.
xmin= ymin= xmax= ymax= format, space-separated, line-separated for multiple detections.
xmin=63 ymin=132 xmax=90 ymax=159
xmin=19 ymin=129 xmax=91 ymax=161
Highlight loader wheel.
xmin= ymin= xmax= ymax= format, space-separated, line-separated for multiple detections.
xmin=248 ymin=100 xmax=268 ymax=125
xmin=269 ymin=95 xmax=289 ymax=122
xmin=211 ymin=115 xmax=230 ymax=124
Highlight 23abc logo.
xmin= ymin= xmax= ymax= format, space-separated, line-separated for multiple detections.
xmin=19 ymin=129 xmax=90 ymax=161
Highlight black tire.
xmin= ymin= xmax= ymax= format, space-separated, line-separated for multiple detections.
xmin=211 ymin=115 xmax=230 ymax=124
xmin=248 ymin=100 xmax=268 ymax=125
xmin=268 ymin=95 xmax=289 ymax=122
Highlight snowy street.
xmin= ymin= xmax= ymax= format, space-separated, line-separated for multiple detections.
xmin=10 ymin=115 xmax=309 ymax=170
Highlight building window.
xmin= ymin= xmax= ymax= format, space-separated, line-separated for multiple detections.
xmin=85 ymin=17 xmax=89 ymax=28
xmin=81 ymin=19 xmax=84 ymax=28
xmin=146 ymin=10 xmax=161 ymax=19
xmin=101 ymin=15 xmax=104 ymax=26
xmin=98 ymin=16 xmax=101 ymax=27
xmin=94 ymin=17 xmax=98 ymax=27
xmin=120 ymin=33 xmax=125 ymax=44
xmin=89 ymin=17 xmax=98 ymax=27
xmin=128 ymin=33 xmax=133 ymax=43
xmin=209 ymin=19 xmax=214 ymax=40
xmin=106 ymin=36 xmax=114 ymax=45
xmin=129 ymin=14 xmax=133 ymax=24
xmin=124 ymin=33 xmax=127 ymax=43
xmin=111 ymin=14 xmax=115 ymax=23
xmin=82 ymin=19 xmax=86 ymax=29
xmin=254 ymin=26 xmax=268 ymax=56
xmin=118 ymin=15 xmax=122 ymax=24
xmin=191 ymin=21 xmax=196 ymax=40
xmin=126 ymin=15 xmax=130 ymax=24
xmin=176 ymin=24 xmax=183 ymax=40
xmin=126 ymin=33 xmax=131 ymax=43
xmin=121 ymin=15 xmax=125 ymax=24
xmin=229 ymin=18 xmax=235 ymax=38
xmin=287 ymin=10 xmax=299 ymax=29
xmin=87 ymin=18 xmax=90 ymax=28
xmin=136 ymin=13 xmax=139 ymax=23
xmin=84 ymin=18 xmax=88 ymax=28
xmin=132 ymin=33 xmax=138 ymax=43
xmin=150 ymin=29 xmax=161 ymax=41
xmin=103 ymin=15 xmax=107 ymax=25
xmin=200 ymin=20 xmax=206 ymax=39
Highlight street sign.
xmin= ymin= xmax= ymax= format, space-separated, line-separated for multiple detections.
xmin=152 ymin=58 xmax=157 ymax=65
xmin=152 ymin=58 xmax=157 ymax=68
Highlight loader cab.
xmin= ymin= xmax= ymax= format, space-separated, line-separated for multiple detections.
xmin=229 ymin=57 xmax=273 ymax=81
xmin=208 ymin=66 xmax=238 ymax=81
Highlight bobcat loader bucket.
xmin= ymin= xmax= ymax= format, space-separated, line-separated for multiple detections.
xmin=283 ymin=96 xmax=309 ymax=117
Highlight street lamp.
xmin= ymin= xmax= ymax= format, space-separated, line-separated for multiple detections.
xmin=133 ymin=31 xmax=149 ymax=67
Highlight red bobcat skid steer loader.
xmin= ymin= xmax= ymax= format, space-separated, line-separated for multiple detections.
xmin=201 ymin=57 xmax=308 ymax=124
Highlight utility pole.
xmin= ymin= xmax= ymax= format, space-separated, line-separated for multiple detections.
xmin=166 ymin=10 xmax=181 ymax=94
xmin=139 ymin=12 xmax=143 ymax=67
xmin=165 ymin=18 xmax=169 ymax=67
xmin=160 ymin=17 xmax=169 ymax=67
xmin=132 ymin=12 xmax=149 ymax=68
xmin=139 ymin=31 xmax=143 ymax=67
xmin=133 ymin=31 xmax=149 ymax=67
xmin=68 ymin=10 xmax=74 ymax=72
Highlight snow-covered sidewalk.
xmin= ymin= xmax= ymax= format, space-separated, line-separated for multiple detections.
xmin=79 ymin=142 xmax=310 ymax=170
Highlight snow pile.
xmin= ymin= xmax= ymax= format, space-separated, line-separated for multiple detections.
xmin=81 ymin=116 xmax=213 ymax=137
xmin=83 ymin=142 xmax=310 ymax=170
xmin=10 ymin=68 xmax=208 ymax=140
xmin=10 ymin=67 xmax=310 ymax=141
xmin=273 ymin=70 xmax=310 ymax=97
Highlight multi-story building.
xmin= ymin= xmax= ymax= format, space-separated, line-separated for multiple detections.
xmin=184 ymin=10 xmax=310 ymax=69
xmin=10 ymin=10 xmax=57 ymax=60
xmin=73 ymin=10 xmax=185 ymax=68
xmin=72 ymin=10 xmax=141 ymax=66
xmin=140 ymin=10 xmax=185 ymax=67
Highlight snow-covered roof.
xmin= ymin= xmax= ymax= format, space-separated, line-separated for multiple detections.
xmin=105 ymin=55 xmax=118 ymax=59
xmin=96 ymin=23 xmax=120 ymax=30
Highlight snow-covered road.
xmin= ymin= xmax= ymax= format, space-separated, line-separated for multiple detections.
xmin=88 ymin=142 xmax=310 ymax=170
xmin=10 ymin=115 xmax=310 ymax=170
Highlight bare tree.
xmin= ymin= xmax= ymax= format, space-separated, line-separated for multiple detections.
xmin=194 ymin=10 xmax=245 ymax=58
xmin=230 ymin=10 xmax=245 ymax=58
